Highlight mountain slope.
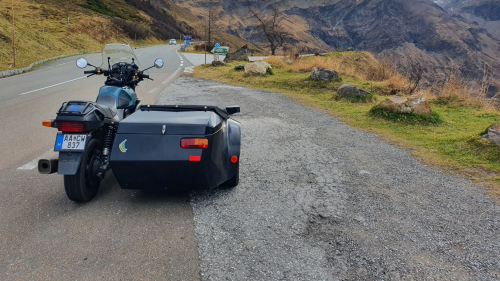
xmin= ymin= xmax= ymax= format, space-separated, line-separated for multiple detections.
xmin=172 ymin=0 xmax=500 ymax=91
xmin=435 ymin=0 xmax=500 ymax=40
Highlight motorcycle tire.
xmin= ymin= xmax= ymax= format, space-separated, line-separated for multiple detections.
xmin=64 ymin=139 xmax=102 ymax=202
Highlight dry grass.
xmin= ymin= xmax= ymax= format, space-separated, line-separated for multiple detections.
xmin=424 ymin=68 xmax=500 ymax=111
xmin=264 ymin=53 xmax=409 ymax=96
xmin=0 ymin=0 xmax=168 ymax=72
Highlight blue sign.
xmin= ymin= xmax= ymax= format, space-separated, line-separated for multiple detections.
xmin=185 ymin=40 xmax=190 ymax=45
xmin=183 ymin=35 xmax=192 ymax=40
xmin=215 ymin=43 xmax=220 ymax=48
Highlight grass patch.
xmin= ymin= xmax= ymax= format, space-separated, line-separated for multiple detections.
xmin=79 ymin=0 xmax=119 ymax=17
xmin=370 ymin=107 xmax=443 ymax=124
xmin=192 ymin=58 xmax=500 ymax=195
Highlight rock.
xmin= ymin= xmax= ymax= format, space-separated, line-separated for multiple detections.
xmin=244 ymin=62 xmax=272 ymax=75
xmin=311 ymin=67 xmax=339 ymax=81
xmin=234 ymin=64 xmax=247 ymax=71
xmin=483 ymin=124 xmax=500 ymax=146
xmin=283 ymin=59 xmax=294 ymax=65
xmin=376 ymin=93 xmax=432 ymax=115
xmin=212 ymin=60 xmax=227 ymax=67
xmin=346 ymin=47 xmax=353 ymax=51
xmin=224 ymin=45 xmax=250 ymax=62
xmin=337 ymin=84 xmax=370 ymax=98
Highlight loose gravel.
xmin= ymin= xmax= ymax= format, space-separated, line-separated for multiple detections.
xmin=159 ymin=76 xmax=500 ymax=281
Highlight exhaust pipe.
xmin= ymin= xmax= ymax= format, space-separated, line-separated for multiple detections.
xmin=38 ymin=159 xmax=58 ymax=174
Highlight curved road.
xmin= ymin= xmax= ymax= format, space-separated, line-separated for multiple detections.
xmin=0 ymin=45 xmax=200 ymax=280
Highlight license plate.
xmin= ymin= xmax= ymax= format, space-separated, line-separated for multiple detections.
xmin=54 ymin=134 xmax=87 ymax=151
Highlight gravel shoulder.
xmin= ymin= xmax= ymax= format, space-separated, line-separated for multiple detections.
xmin=160 ymin=76 xmax=500 ymax=281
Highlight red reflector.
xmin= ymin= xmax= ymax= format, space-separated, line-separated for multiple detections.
xmin=56 ymin=121 xmax=87 ymax=133
xmin=181 ymin=138 xmax=209 ymax=149
xmin=189 ymin=156 xmax=201 ymax=162
xmin=231 ymin=156 xmax=238 ymax=163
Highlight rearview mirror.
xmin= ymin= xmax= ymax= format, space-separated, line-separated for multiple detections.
xmin=226 ymin=106 xmax=240 ymax=115
xmin=76 ymin=58 xmax=88 ymax=69
xmin=154 ymin=58 xmax=164 ymax=69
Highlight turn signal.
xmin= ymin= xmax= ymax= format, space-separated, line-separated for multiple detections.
xmin=181 ymin=138 xmax=208 ymax=149
xmin=42 ymin=120 xmax=53 ymax=128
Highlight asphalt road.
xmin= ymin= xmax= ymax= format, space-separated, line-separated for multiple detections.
xmin=0 ymin=45 xmax=200 ymax=280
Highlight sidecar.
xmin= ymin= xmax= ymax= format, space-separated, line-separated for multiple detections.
xmin=109 ymin=105 xmax=241 ymax=190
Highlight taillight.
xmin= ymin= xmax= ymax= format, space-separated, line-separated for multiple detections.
xmin=181 ymin=138 xmax=208 ymax=149
xmin=56 ymin=121 xmax=87 ymax=133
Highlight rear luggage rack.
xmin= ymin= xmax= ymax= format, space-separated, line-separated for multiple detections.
xmin=57 ymin=101 xmax=95 ymax=116
xmin=139 ymin=105 xmax=230 ymax=119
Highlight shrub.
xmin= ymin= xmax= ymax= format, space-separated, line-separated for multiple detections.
xmin=194 ymin=43 xmax=215 ymax=52
xmin=111 ymin=18 xmax=151 ymax=40
xmin=369 ymin=107 xmax=443 ymax=124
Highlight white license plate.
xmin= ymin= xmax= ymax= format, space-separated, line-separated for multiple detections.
xmin=54 ymin=134 xmax=87 ymax=151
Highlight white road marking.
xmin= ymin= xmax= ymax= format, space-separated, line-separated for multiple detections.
xmin=161 ymin=67 xmax=183 ymax=85
xmin=180 ymin=64 xmax=184 ymax=67
xmin=17 ymin=149 xmax=57 ymax=170
xmin=19 ymin=76 xmax=87 ymax=96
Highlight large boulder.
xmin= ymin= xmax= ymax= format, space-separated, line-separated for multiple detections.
xmin=212 ymin=60 xmax=227 ymax=67
xmin=311 ymin=67 xmax=339 ymax=81
xmin=224 ymin=45 xmax=250 ymax=62
xmin=376 ymin=94 xmax=432 ymax=115
xmin=337 ymin=84 xmax=370 ymax=98
xmin=482 ymin=124 xmax=500 ymax=146
xmin=244 ymin=62 xmax=272 ymax=75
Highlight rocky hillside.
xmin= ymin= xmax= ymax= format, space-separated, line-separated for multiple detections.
xmin=435 ymin=0 xmax=500 ymax=40
xmin=172 ymin=0 xmax=500 ymax=92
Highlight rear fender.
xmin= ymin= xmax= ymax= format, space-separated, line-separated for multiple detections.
xmin=227 ymin=118 xmax=241 ymax=171
xmin=57 ymin=152 xmax=83 ymax=175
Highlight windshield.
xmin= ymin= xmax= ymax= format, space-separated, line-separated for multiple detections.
xmin=99 ymin=44 xmax=143 ymax=70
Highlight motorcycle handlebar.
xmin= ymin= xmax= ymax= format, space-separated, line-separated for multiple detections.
xmin=84 ymin=70 xmax=96 ymax=74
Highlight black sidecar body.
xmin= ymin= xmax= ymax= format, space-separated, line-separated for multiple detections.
xmin=109 ymin=105 xmax=241 ymax=190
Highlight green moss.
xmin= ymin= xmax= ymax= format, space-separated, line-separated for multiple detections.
xmin=369 ymin=107 xmax=443 ymax=124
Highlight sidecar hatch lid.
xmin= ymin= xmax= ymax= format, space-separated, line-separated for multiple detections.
xmin=117 ymin=109 xmax=222 ymax=135
xmin=139 ymin=105 xmax=230 ymax=119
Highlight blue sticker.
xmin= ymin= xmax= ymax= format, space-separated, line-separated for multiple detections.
xmin=68 ymin=104 xmax=83 ymax=112
xmin=55 ymin=135 xmax=64 ymax=150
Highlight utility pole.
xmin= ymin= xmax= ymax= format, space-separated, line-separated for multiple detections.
xmin=12 ymin=0 xmax=15 ymax=68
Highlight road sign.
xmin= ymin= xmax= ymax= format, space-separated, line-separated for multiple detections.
xmin=214 ymin=48 xmax=228 ymax=54
xmin=215 ymin=43 xmax=220 ymax=48
xmin=185 ymin=40 xmax=190 ymax=45
xmin=214 ymin=54 xmax=220 ymax=61
xmin=184 ymin=35 xmax=192 ymax=40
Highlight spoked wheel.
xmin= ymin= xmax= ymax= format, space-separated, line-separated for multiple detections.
xmin=64 ymin=139 xmax=102 ymax=202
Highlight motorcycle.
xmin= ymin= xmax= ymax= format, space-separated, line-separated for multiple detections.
xmin=38 ymin=44 xmax=164 ymax=202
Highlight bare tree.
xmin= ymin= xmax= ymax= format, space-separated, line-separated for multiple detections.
xmin=206 ymin=0 xmax=223 ymax=44
xmin=249 ymin=6 xmax=289 ymax=55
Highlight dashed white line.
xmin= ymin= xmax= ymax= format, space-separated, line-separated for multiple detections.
xmin=19 ymin=76 xmax=87 ymax=96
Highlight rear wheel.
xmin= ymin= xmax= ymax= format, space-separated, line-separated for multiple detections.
xmin=64 ymin=139 xmax=102 ymax=202
xmin=222 ymin=163 xmax=239 ymax=188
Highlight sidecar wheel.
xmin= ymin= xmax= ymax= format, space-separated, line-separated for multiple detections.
xmin=222 ymin=163 xmax=239 ymax=188
xmin=64 ymin=139 xmax=102 ymax=202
